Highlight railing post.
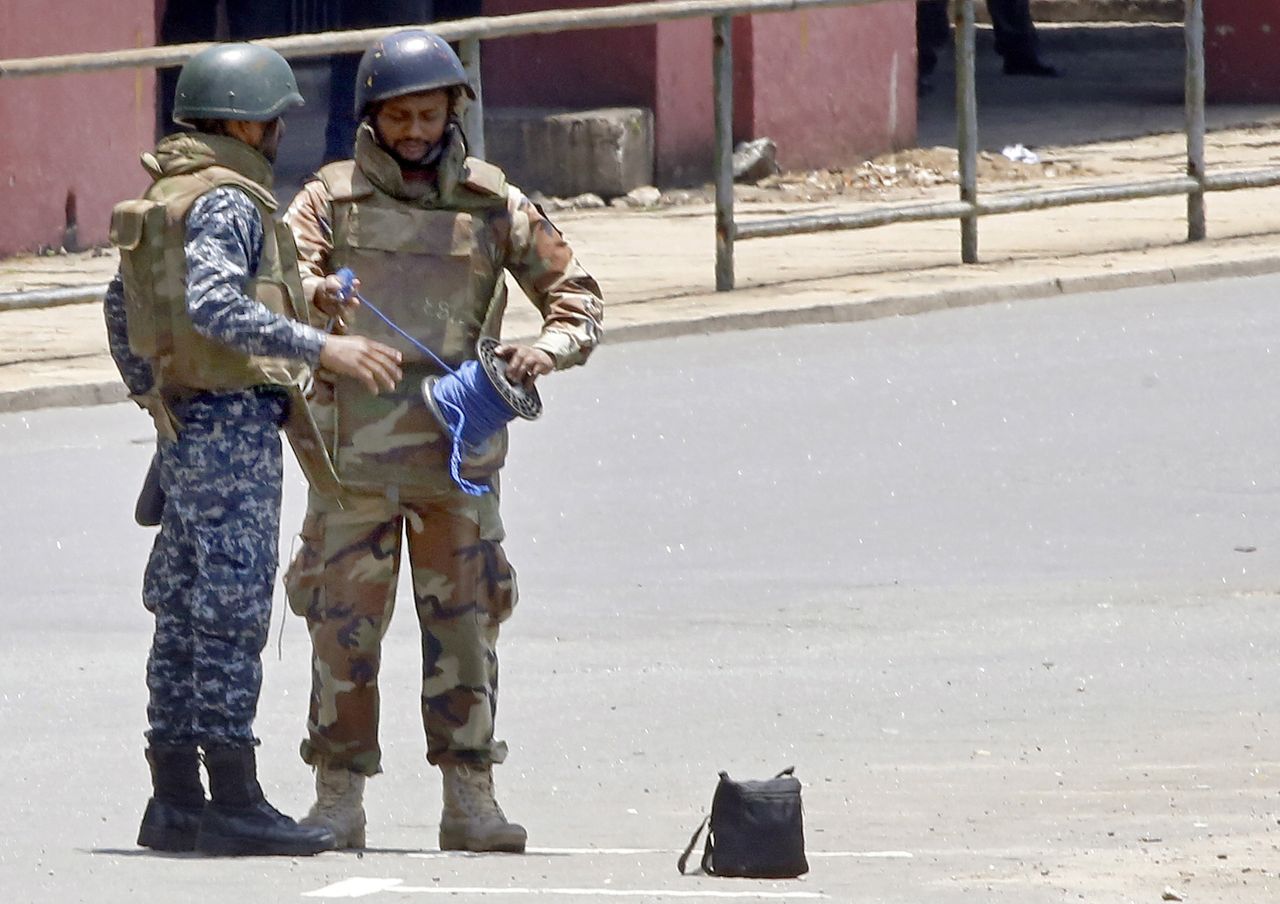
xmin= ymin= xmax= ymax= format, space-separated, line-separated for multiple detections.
xmin=713 ymin=14 xmax=735 ymax=292
xmin=954 ymin=0 xmax=980 ymax=263
xmin=459 ymin=36 xmax=486 ymax=161
xmin=1185 ymin=0 xmax=1206 ymax=241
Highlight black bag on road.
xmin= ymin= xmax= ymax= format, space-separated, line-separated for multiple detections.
xmin=678 ymin=766 xmax=808 ymax=879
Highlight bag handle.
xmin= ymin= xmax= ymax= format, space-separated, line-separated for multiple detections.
xmin=677 ymin=815 xmax=710 ymax=875
xmin=678 ymin=767 xmax=795 ymax=876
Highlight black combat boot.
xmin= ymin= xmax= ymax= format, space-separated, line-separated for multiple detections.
xmin=138 ymin=745 xmax=207 ymax=852
xmin=194 ymin=746 xmax=335 ymax=856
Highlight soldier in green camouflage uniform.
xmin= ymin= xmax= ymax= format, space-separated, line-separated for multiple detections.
xmin=282 ymin=30 xmax=603 ymax=852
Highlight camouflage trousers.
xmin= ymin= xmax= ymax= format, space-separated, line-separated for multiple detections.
xmin=284 ymin=486 xmax=518 ymax=776
xmin=143 ymin=389 xmax=287 ymax=748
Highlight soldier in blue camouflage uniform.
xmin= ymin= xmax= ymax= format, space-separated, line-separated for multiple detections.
xmin=104 ymin=42 xmax=403 ymax=857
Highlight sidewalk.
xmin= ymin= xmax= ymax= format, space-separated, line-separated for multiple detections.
xmin=3 ymin=25 xmax=1280 ymax=413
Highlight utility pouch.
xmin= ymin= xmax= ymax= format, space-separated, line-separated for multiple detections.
xmin=109 ymin=199 xmax=172 ymax=360
xmin=134 ymin=448 xmax=164 ymax=527
xmin=678 ymin=767 xmax=808 ymax=879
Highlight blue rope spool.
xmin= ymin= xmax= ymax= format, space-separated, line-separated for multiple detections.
xmin=334 ymin=268 xmax=543 ymax=496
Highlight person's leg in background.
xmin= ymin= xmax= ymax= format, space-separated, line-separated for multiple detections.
xmin=916 ymin=1 xmax=951 ymax=96
xmin=225 ymin=0 xmax=292 ymax=41
xmin=988 ymin=0 xmax=1059 ymax=76
xmin=155 ymin=0 xmax=219 ymax=136
xmin=156 ymin=0 xmax=296 ymax=138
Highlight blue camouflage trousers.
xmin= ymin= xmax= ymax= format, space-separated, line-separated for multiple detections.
xmin=143 ymin=389 xmax=287 ymax=748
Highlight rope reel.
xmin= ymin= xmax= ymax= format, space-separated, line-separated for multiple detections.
xmin=334 ymin=268 xmax=543 ymax=496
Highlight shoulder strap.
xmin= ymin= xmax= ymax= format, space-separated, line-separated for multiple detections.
xmin=317 ymin=159 xmax=374 ymax=203
xmin=461 ymin=157 xmax=507 ymax=198
xmin=199 ymin=165 xmax=278 ymax=212
xmin=677 ymin=815 xmax=713 ymax=876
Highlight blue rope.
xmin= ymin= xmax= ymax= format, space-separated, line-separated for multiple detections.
xmin=334 ymin=267 xmax=511 ymax=496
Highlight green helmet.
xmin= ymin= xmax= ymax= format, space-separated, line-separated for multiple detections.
xmin=173 ymin=43 xmax=304 ymax=126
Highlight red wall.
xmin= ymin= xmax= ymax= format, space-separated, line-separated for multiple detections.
xmin=741 ymin=5 xmax=915 ymax=170
xmin=481 ymin=0 xmax=657 ymax=109
xmin=483 ymin=0 xmax=916 ymax=184
xmin=1206 ymin=0 xmax=1280 ymax=102
xmin=0 ymin=1 xmax=155 ymax=256
xmin=653 ymin=18 xmax=716 ymax=184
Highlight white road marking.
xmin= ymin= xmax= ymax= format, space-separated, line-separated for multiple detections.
xmin=304 ymin=850 xmax=909 ymax=898
xmin=405 ymin=848 xmax=912 ymax=860
xmin=304 ymin=879 xmax=826 ymax=899
xmin=303 ymin=878 xmax=405 ymax=898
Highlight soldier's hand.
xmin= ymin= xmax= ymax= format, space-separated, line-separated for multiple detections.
xmin=319 ymin=335 xmax=403 ymax=394
xmin=494 ymin=344 xmax=555 ymax=390
xmin=315 ymin=273 xmax=361 ymax=330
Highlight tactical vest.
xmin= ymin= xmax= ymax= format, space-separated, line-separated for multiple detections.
xmin=110 ymin=141 xmax=342 ymax=500
xmin=312 ymin=156 xmax=511 ymax=495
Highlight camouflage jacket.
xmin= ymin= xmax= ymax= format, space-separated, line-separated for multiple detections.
xmin=285 ymin=123 xmax=603 ymax=366
xmin=282 ymin=123 xmax=604 ymax=495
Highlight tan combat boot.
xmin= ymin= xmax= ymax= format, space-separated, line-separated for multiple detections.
xmin=301 ymin=765 xmax=367 ymax=849
xmin=439 ymin=764 xmax=527 ymax=853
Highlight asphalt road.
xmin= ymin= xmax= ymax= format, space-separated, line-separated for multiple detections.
xmin=1 ymin=275 xmax=1278 ymax=903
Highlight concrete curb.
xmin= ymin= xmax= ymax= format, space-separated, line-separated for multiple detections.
xmin=1022 ymin=0 xmax=1183 ymax=25
xmin=0 ymin=380 xmax=127 ymax=414
xmin=7 ymin=252 xmax=1280 ymax=416
xmin=0 ymin=285 xmax=104 ymax=313
xmin=599 ymin=254 xmax=1280 ymax=344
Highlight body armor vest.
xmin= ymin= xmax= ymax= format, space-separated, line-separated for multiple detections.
xmin=312 ymin=154 xmax=511 ymax=495
xmin=109 ymin=134 xmax=342 ymax=499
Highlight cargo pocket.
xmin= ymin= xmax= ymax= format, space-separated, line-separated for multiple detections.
xmin=284 ymin=511 xmax=327 ymax=618
xmin=476 ymin=494 xmax=518 ymax=626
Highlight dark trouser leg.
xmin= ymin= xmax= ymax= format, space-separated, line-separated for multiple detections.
xmin=324 ymin=53 xmax=362 ymax=163
xmin=917 ymin=0 xmax=951 ymax=77
xmin=144 ymin=437 xmax=198 ymax=746
xmin=224 ymin=0 xmax=293 ymax=39
xmin=147 ymin=390 xmax=333 ymax=857
xmin=154 ymin=391 xmax=285 ymax=749
xmin=140 ymin=441 xmax=207 ymax=851
xmin=988 ymin=0 xmax=1039 ymax=62
xmin=156 ymin=0 xmax=219 ymax=136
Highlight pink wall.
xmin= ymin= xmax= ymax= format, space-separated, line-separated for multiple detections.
xmin=482 ymin=0 xmax=916 ymax=184
xmin=653 ymin=19 xmax=715 ymax=184
xmin=742 ymin=5 xmax=915 ymax=170
xmin=1206 ymin=0 xmax=1280 ymax=102
xmin=0 ymin=1 xmax=155 ymax=256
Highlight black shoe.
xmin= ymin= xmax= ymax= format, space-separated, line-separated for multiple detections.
xmin=138 ymin=797 xmax=205 ymax=852
xmin=195 ymin=800 xmax=335 ymax=856
xmin=195 ymin=745 xmax=335 ymax=857
xmin=138 ymin=745 xmax=207 ymax=852
xmin=1003 ymin=57 xmax=1060 ymax=77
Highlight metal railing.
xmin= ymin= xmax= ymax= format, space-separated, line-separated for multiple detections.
xmin=2 ymin=0 xmax=1277 ymax=295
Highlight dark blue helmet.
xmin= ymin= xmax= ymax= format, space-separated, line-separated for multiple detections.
xmin=354 ymin=30 xmax=475 ymax=120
